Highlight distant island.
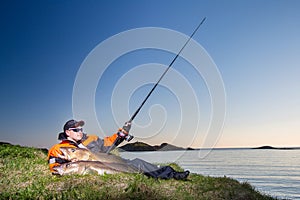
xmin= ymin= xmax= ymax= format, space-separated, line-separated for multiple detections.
xmin=119 ymin=141 xmax=195 ymax=152
xmin=119 ymin=143 xmax=300 ymax=152
xmin=252 ymin=145 xmax=299 ymax=150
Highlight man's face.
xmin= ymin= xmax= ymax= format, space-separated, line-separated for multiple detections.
xmin=65 ymin=127 xmax=83 ymax=141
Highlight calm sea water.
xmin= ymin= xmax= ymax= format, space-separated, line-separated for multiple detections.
xmin=121 ymin=149 xmax=300 ymax=199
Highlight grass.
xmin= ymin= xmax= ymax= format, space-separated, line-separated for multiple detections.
xmin=0 ymin=143 xmax=277 ymax=200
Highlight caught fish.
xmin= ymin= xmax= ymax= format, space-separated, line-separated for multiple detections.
xmin=53 ymin=161 xmax=136 ymax=175
xmin=60 ymin=147 xmax=126 ymax=162
xmin=59 ymin=147 xmax=138 ymax=173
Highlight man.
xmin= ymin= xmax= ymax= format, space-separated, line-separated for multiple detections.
xmin=48 ymin=119 xmax=190 ymax=180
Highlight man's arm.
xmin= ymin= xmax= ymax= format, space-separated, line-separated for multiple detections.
xmin=82 ymin=122 xmax=132 ymax=153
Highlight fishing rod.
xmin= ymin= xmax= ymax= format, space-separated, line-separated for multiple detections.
xmin=129 ymin=17 xmax=206 ymax=124
xmin=106 ymin=17 xmax=206 ymax=153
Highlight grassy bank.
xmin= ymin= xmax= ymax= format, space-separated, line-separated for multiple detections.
xmin=0 ymin=143 xmax=276 ymax=200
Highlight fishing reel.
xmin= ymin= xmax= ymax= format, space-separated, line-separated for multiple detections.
xmin=125 ymin=134 xmax=134 ymax=142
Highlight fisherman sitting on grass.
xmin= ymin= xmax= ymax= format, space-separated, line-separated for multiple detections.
xmin=48 ymin=119 xmax=190 ymax=180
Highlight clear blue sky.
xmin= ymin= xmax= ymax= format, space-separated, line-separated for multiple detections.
xmin=1 ymin=0 xmax=299 ymax=148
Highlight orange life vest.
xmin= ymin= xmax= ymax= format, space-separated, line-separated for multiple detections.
xmin=47 ymin=140 xmax=78 ymax=172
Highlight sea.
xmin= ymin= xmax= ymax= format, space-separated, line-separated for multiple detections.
xmin=121 ymin=149 xmax=300 ymax=199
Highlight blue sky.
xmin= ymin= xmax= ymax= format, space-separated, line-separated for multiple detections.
xmin=1 ymin=0 xmax=299 ymax=148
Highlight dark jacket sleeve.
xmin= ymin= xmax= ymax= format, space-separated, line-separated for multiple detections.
xmin=81 ymin=133 xmax=119 ymax=153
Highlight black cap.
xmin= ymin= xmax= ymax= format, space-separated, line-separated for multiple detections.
xmin=63 ymin=119 xmax=85 ymax=132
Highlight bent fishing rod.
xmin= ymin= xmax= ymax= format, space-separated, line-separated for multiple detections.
xmin=106 ymin=17 xmax=206 ymax=153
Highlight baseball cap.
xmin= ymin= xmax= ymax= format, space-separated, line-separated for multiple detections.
xmin=63 ymin=119 xmax=85 ymax=132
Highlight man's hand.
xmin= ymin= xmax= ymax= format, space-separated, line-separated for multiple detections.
xmin=117 ymin=128 xmax=128 ymax=138
xmin=117 ymin=121 xmax=134 ymax=142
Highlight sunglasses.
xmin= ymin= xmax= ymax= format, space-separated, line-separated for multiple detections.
xmin=68 ymin=128 xmax=83 ymax=132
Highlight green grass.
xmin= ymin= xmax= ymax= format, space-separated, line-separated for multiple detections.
xmin=0 ymin=143 xmax=276 ymax=200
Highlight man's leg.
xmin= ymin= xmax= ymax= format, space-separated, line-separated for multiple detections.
xmin=126 ymin=158 xmax=189 ymax=180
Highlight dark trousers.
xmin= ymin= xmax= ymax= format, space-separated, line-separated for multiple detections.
xmin=125 ymin=158 xmax=176 ymax=179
